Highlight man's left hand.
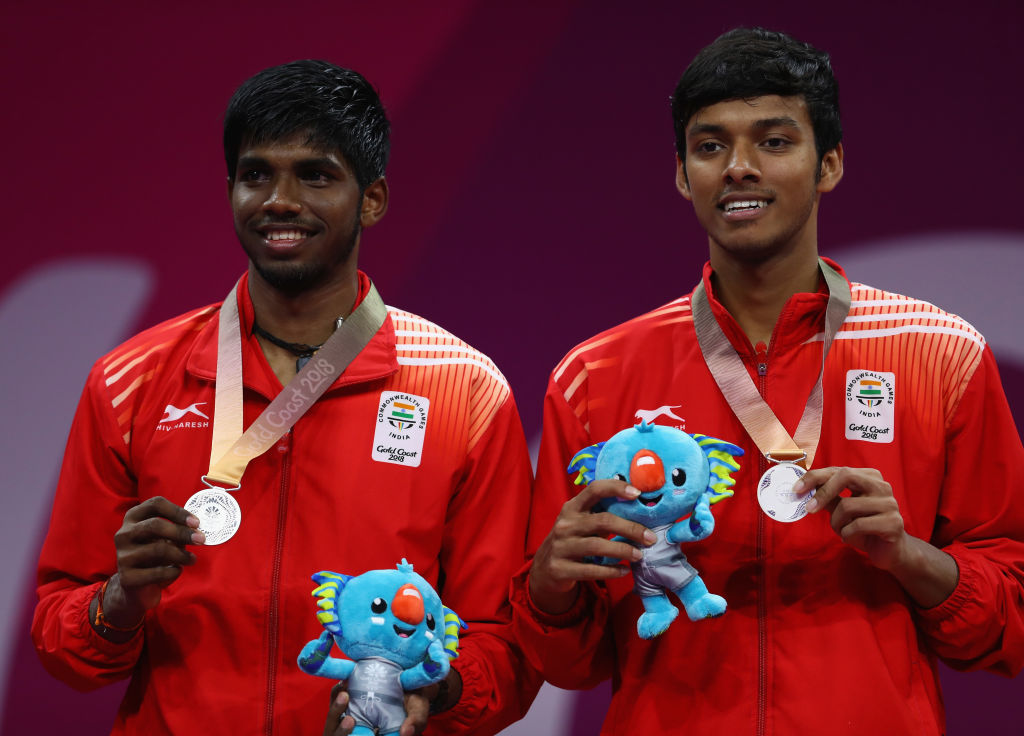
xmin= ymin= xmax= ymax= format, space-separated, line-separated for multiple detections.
xmin=322 ymin=683 xmax=355 ymax=736
xmin=799 ymin=467 xmax=906 ymax=570
xmin=400 ymin=690 xmax=430 ymax=736
xmin=798 ymin=466 xmax=958 ymax=607
xmin=400 ymin=668 xmax=462 ymax=736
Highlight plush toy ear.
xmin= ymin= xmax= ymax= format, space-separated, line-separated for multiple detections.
xmin=567 ymin=441 xmax=606 ymax=486
xmin=691 ymin=434 xmax=744 ymax=503
xmin=441 ymin=607 xmax=468 ymax=660
xmin=311 ymin=570 xmax=353 ymax=634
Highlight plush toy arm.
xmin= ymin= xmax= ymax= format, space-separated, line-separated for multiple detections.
xmin=297 ymin=630 xmax=355 ymax=680
xmin=669 ymin=492 xmax=715 ymax=543
xmin=399 ymin=638 xmax=451 ymax=690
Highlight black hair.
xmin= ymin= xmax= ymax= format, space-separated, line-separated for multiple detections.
xmin=223 ymin=60 xmax=390 ymax=191
xmin=671 ymin=28 xmax=841 ymax=163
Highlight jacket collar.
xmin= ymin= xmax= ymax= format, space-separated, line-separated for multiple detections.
xmin=697 ymin=256 xmax=850 ymax=356
xmin=186 ymin=271 xmax=398 ymax=399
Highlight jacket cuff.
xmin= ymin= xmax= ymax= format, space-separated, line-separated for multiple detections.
xmin=448 ymin=659 xmax=481 ymax=720
xmin=913 ymin=548 xmax=970 ymax=621
xmin=423 ymin=657 xmax=483 ymax=732
xmin=78 ymin=581 xmax=144 ymax=657
xmin=510 ymin=560 xmax=595 ymax=629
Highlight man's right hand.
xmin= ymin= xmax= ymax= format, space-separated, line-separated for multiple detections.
xmin=96 ymin=496 xmax=205 ymax=634
xmin=528 ymin=479 xmax=655 ymax=615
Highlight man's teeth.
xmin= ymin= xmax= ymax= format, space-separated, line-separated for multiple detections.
xmin=724 ymin=200 xmax=767 ymax=212
xmin=267 ymin=230 xmax=307 ymax=241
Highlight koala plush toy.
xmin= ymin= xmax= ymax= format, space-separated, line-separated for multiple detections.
xmin=297 ymin=559 xmax=465 ymax=735
xmin=569 ymin=422 xmax=743 ymax=639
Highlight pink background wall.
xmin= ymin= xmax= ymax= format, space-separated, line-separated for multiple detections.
xmin=3 ymin=1 xmax=1021 ymax=732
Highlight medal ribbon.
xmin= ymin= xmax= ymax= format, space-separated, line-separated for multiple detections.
xmin=204 ymin=278 xmax=388 ymax=487
xmin=691 ymin=259 xmax=850 ymax=469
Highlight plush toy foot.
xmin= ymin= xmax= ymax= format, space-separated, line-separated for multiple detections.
xmin=677 ymin=576 xmax=727 ymax=621
xmin=683 ymin=592 xmax=727 ymax=621
xmin=636 ymin=595 xmax=679 ymax=639
xmin=637 ymin=607 xmax=679 ymax=638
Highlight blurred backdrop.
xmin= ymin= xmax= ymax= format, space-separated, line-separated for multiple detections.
xmin=2 ymin=1 xmax=1022 ymax=733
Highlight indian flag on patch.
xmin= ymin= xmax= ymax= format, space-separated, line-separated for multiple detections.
xmin=856 ymin=379 xmax=883 ymax=407
xmin=388 ymin=401 xmax=417 ymax=430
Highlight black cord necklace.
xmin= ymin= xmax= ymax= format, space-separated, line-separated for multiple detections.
xmin=252 ymin=322 xmax=322 ymax=371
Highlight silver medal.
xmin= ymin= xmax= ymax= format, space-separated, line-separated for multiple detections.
xmin=757 ymin=462 xmax=814 ymax=523
xmin=184 ymin=488 xmax=242 ymax=545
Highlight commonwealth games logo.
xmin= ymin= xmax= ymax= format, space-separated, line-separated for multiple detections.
xmin=374 ymin=391 xmax=430 ymax=467
xmin=388 ymin=401 xmax=417 ymax=430
xmin=844 ymin=370 xmax=896 ymax=444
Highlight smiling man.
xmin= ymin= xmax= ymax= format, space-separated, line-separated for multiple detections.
xmin=32 ymin=61 xmax=537 ymax=736
xmin=512 ymin=28 xmax=1024 ymax=734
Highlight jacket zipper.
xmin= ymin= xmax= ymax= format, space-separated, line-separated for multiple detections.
xmin=755 ymin=345 xmax=769 ymax=736
xmin=265 ymin=432 xmax=292 ymax=736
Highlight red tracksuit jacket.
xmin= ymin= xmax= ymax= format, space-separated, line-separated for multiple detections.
xmin=34 ymin=271 xmax=539 ymax=735
xmin=513 ymin=260 xmax=1024 ymax=735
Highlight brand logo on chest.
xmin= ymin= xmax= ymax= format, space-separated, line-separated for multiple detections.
xmin=634 ymin=405 xmax=686 ymax=430
xmin=156 ymin=402 xmax=211 ymax=432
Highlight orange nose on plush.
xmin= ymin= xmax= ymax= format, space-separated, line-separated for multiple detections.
xmin=630 ymin=449 xmax=665 ymax=491
xmin=392 ymin=583 xmax=425 ymax=625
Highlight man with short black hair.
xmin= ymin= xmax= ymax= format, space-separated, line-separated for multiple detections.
xmin=514 ymin=28 xmax=1024 ymax=734
xmin=33 ymin=60 xmax=537 ymax=736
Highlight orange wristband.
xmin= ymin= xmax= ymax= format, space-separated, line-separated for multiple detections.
xmin=93 ymin=579 xmax=144 ymax=633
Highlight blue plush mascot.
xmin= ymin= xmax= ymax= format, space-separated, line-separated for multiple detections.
xmin=297 ymin=559 xmax=466 ymax=735
xmin=569 ymin=422 xmax=743 ymax=639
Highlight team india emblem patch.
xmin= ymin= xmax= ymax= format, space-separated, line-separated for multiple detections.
xmin=845 ymin=370 xmax=895 ymax=443
xmin=373 ymin=391 xmax=429 ymax=466
xmin=387 ymin=400 xmax=418 ymax=430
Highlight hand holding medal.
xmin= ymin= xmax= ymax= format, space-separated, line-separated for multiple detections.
xmin=92 ymin=497 xmax=206 ymax=639
xmin=797 ymin=467 xmax=907 ymax=568
xmin=796 ymin=465 xmax=959 ymax=608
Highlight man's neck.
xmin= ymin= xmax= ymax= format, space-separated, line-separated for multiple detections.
xmin=709 ymin=249 xmax=821 ymax=348
xmin=246 ymin=265 xmax=360 ymax=384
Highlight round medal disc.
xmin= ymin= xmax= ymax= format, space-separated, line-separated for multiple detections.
xmin=757 ymin=463 xmax=813 ymax=523
xmin=184 ymin=488 xmax=242 ymax=545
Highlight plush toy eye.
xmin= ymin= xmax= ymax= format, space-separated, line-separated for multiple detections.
xmin=371 ymin=597 xmax=387 ymax=614
xmin=425 ymin=613 xmax=436 ymax=630
xmin=613 ymin=473 xmax=627 ymax=482
xmin=671 ymin=468 xmax=686 ymax=486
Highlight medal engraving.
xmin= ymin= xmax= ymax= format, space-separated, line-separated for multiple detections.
xmin=185 ymin=488 xmax=242 ymax=545
xmin=757 ymin=462 xmax=813 ymax=523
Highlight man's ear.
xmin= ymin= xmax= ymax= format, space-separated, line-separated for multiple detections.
xmin=817 ymin=143 xmax=844 ymax=193
xmin=360 ymin=177 xmax=389 ymax=227
xmin=675 ymin=155 xmax=692 ymax=201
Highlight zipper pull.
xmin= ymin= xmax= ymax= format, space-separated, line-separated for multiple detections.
xmin=755 ymin=341 xmax=768 ymax=376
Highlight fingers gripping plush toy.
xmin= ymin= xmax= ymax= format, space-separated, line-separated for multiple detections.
xmin=297 ymin=559 xmax=466 ymax=736
xmin=569 ymin=422 xmax=743 ymax=639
